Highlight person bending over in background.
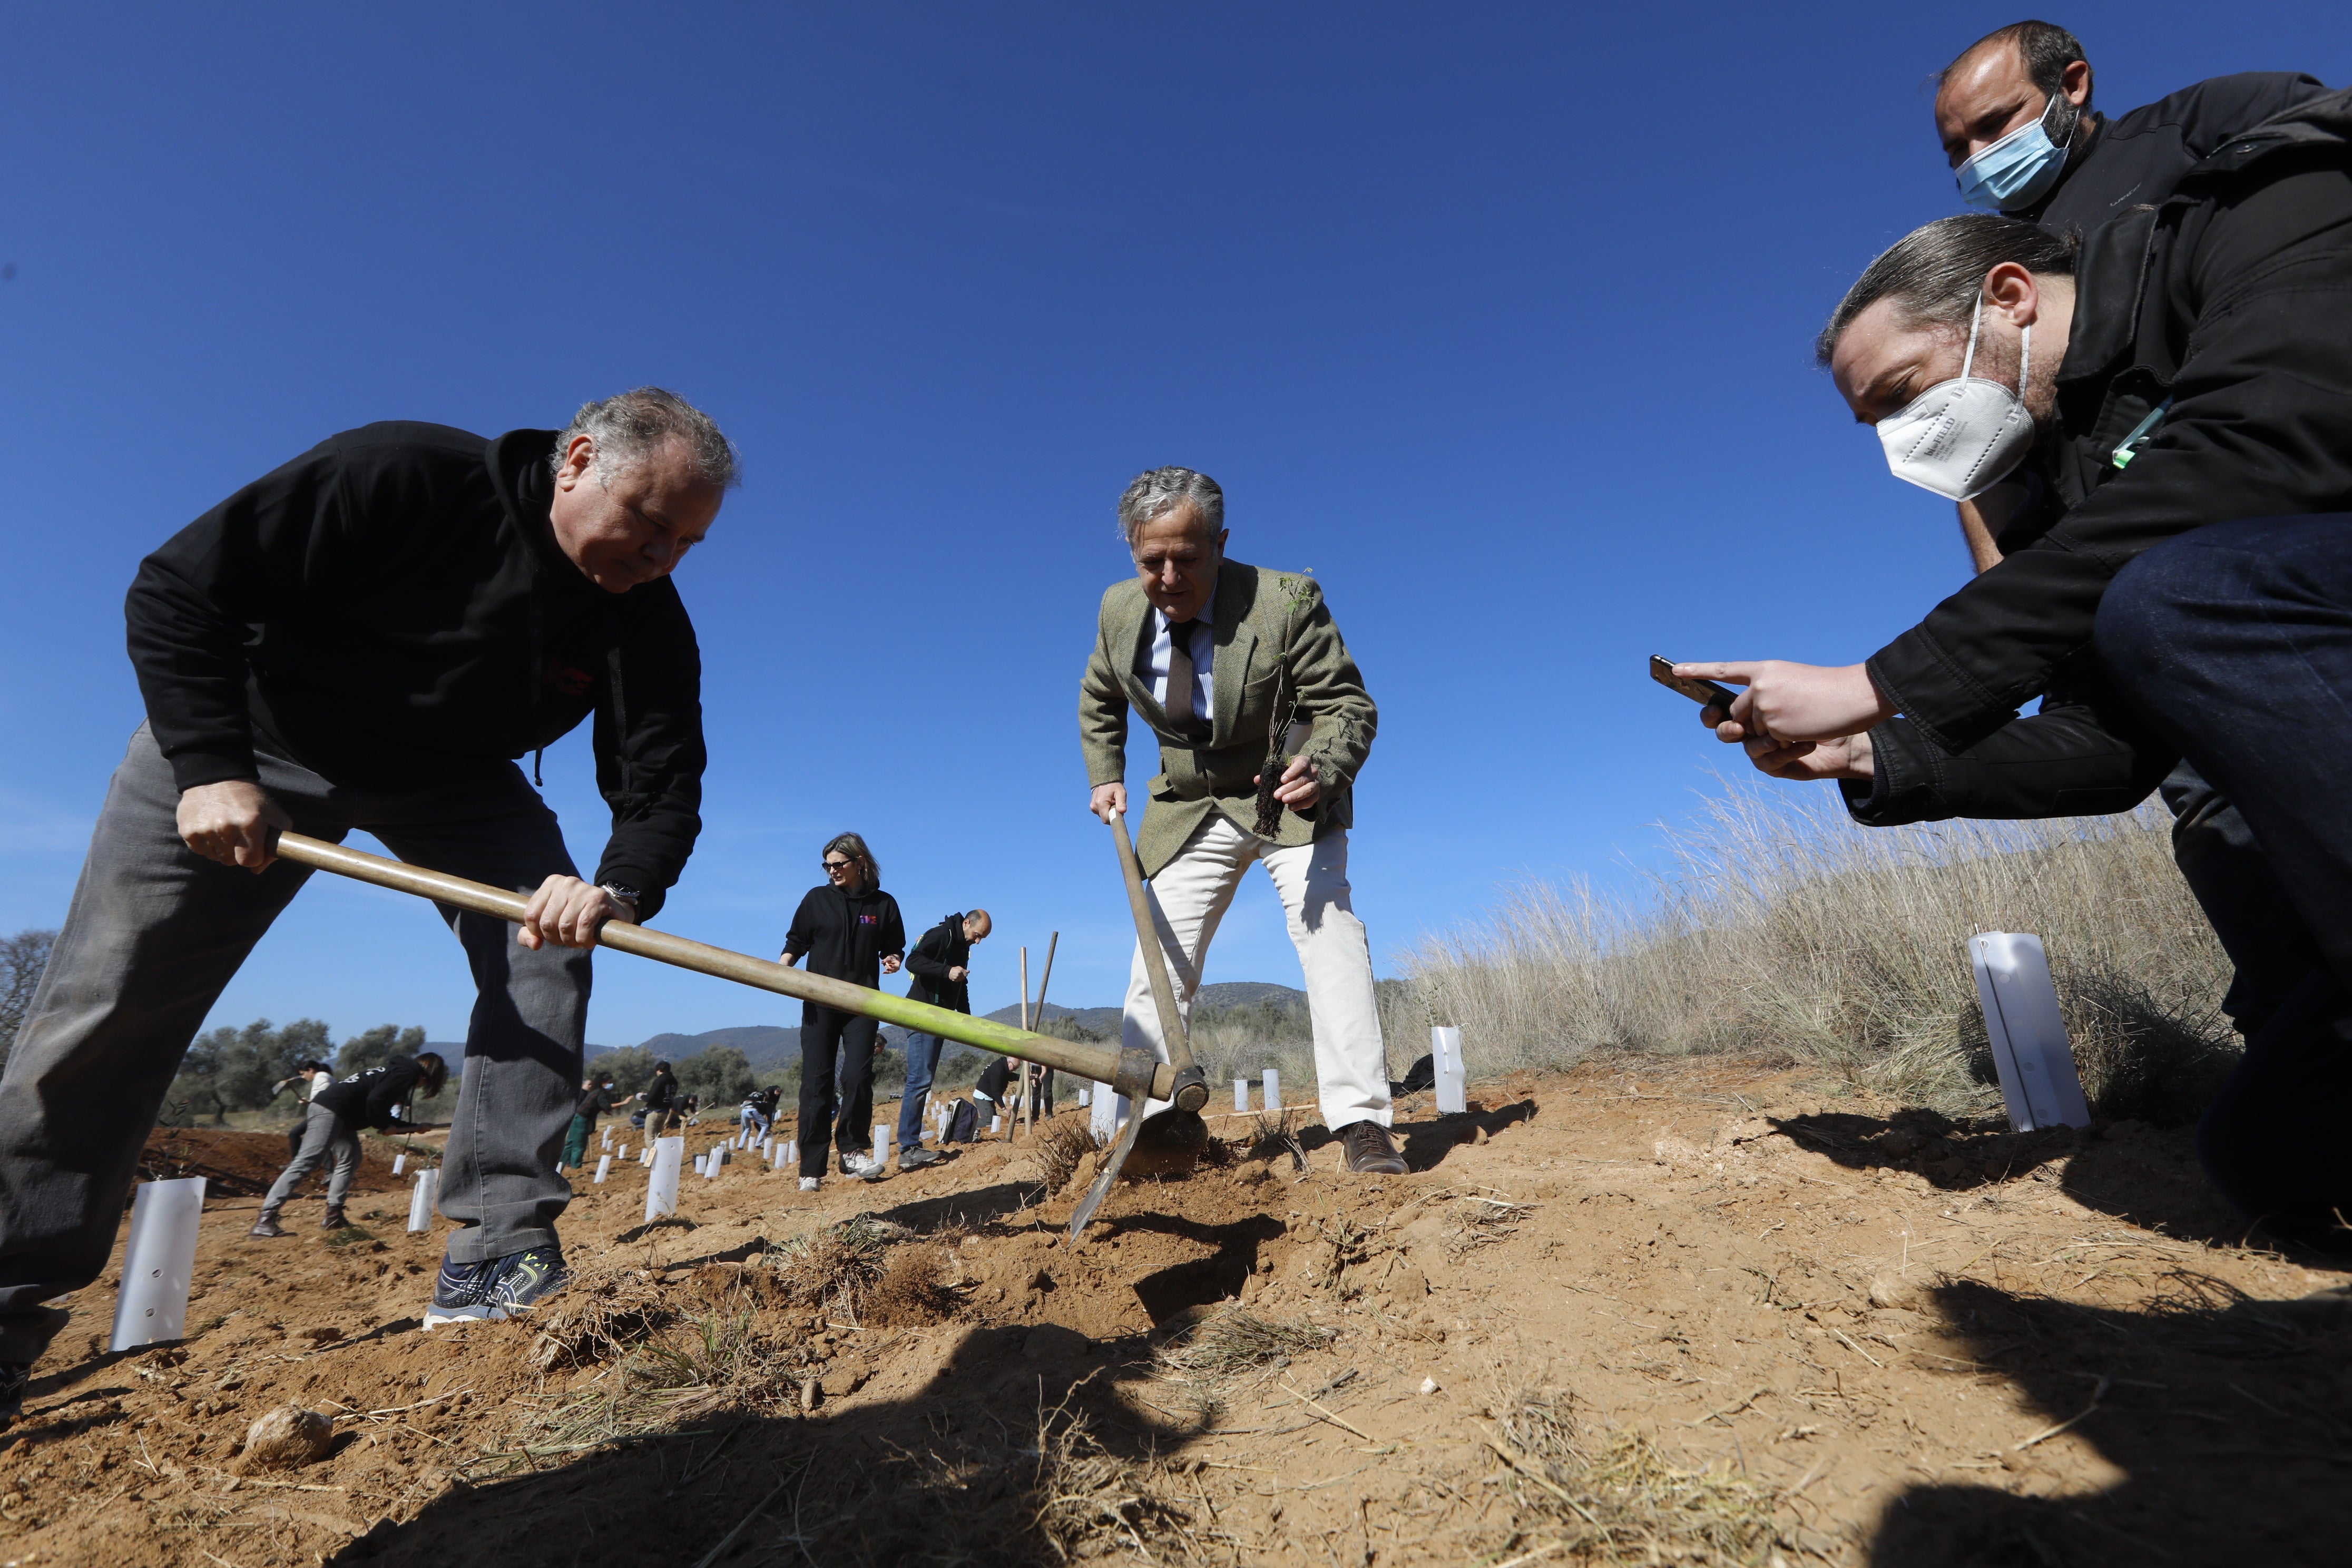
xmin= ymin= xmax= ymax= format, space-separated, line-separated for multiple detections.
xmin=1682 ymin=85 xmax=2352 ymax=1238
xmin=1079 ymin=467 xmax=1404 ymax=1176
xmin=0 ymin=388 xmax=734 ymax=1414
xmin=896 ymin=908 xmax=991 ymax=1171
xmin=269 ymin=1059 xmax=335 ymax=1160
xmin=740 ymin=1084 xmax=780 ymax=1143
xmin=565 ymin=1072 xmax=634 ymax=1170
xmin=779 ymin=832 xmax=905 ymax=1189
xmin=251 ymin=1053 xmax=447 ymax=1238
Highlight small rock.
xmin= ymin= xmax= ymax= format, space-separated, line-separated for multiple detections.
xmin=1867 ymin=1274 xmax=1923 ymax=1311
xmin=799 ymin=1376 xmax=819 ymax=1411
xmin=1390 ymin=1265 xmax=1429 ymax=1300
xmin=240 ymin=1405 xmax=332 ymax=1470
xmin=1418 ymin=1376 xmax=1440 ymax=1395
xmin=818 ymin=1365 xmax=867 ymax=1398
xmin=297 ymin=1326 xmax=343 ymax=1344
xmin=1473 ymin=1125 xmax=1491 ymax=1145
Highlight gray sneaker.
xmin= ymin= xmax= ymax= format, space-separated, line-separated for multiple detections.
xmin=422 ymin=1244 xmax=571 ymax=1329
xmin=898 ymin=1145 xmax=943 ymax=1170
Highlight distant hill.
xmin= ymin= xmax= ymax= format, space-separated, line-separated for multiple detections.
xmin=978 ymin=982 xmax=1306 ymax=1040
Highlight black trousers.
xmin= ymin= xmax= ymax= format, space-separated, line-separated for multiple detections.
xmin=797 ymin=1004 xmax=878 ymax=1178
xmin=2099 ymin=515 xmax=2352 ymax=1239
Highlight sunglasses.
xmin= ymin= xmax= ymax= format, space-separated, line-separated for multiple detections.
xmin=824 ymin=859 xmax=855 ymax=872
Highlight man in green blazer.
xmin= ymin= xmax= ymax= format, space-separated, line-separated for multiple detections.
xmin=1079 ymin=466 xmax=1406 ymax=1175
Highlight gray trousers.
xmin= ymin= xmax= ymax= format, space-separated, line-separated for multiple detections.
xmin=264 ymin=1102 xmax=361 ymax=1212
xmin=0 ymin=724 xmax=592 ymax=1361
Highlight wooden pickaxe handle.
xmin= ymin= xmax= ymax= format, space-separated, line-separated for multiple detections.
xmin=267 ymin=831 xmax=1170 ymax=1101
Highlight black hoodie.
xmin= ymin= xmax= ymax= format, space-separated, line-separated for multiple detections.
xmin=313 ymin=1057 xmax=433 ymax=1132
xmin=123 ymin=423 xmax=703 ymax=915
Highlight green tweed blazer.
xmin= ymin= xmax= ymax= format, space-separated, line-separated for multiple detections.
xmin=1079 ymin=559 xmax=1378 ymax=878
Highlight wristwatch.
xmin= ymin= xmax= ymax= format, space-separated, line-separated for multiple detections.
xmin=600 ymin=883 xmax=642 ymax=917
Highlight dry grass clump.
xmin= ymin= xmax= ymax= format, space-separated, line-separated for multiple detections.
xmin=767 ymin=1215 xmax=912 ymax=1318
xmin=1037 ymin=1116 xmax=1100 ymax=1195
xmin=1487 ymin=1386 xmax=1783 ymax=1565
xmin=526 ymin=1266 xmax=674 ymax=1371
xmin=1403 ymin=780 xmax=2236 ymax=1118
xmin=1158 ymin=1306 xmax=1334 ymax=1378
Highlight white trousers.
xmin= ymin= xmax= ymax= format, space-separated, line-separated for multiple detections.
xmin=1111 ymin=814 xmax=1391 ymax=1132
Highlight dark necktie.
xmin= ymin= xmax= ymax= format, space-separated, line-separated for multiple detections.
xmin=1164 ymin=618 xmax=1208 ymax=741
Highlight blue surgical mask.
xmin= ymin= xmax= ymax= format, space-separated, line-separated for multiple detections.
xmin=1955 ymin=93 xmax=2077 ymax=212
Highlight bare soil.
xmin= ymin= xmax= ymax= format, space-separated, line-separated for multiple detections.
xmin=5 ymin=1062 xmax=2347 ymax=1566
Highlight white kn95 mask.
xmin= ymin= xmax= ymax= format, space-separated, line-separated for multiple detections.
xmin=1875 ymin=292 xmax=2034 ymax=502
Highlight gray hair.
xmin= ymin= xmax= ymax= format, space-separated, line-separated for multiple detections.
xmin=554 ymin=387 xmax=741 ymax=491
xmin=1815 ymin=214 xmax=2075 ymax=366
xmin=1116 ymin=467 xmax=1224 ymax=550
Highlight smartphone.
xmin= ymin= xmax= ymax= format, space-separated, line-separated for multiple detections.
xmin=1650 ymin=655 xmax=1735 ymax=708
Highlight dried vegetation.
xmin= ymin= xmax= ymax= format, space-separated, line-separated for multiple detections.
xmin=1402 ymin=782 xmax=2237 ymax=1119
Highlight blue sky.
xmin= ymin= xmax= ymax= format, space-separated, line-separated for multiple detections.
xmin=2 ymin=3 xmax=2343 ymax=1049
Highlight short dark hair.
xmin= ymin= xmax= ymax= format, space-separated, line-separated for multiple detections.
xmin=653 ymin=1060 xmax=671 ymax=1073
xmin=1816 ymin=214 xmax=2077 ymax=366
xmin=414 ymin=1051 xmax=449 ymax=1095
xmin=1941 ymin=20 xmax=2093 ymax=108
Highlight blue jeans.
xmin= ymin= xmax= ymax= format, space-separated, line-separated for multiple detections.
xmin=897 ymin=1031 xmax=943 ymax=1152
xmin=2098 ymin=516 xmax=2352 ymax=1237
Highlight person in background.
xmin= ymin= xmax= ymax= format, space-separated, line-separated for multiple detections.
xmin=740 ymin=1084 xmax=780 ymax=1143
xmin=640 ymin=1061 xmax=680 ymax=1140
xmin=251 ymin=1053 xmax=447 ymax=1237
xmin=779 ymin=832 xmax=905 ymax=1189
xmin=895 ymin=908 xmax=991 ymax=1170
xmin=269 ymin=1059 xmax=335 ymax=1159
xmin=680 ymin=1094 xmax=701 ymax=1128
xmin=564 ymin=1071 xmax=634 ymax=1170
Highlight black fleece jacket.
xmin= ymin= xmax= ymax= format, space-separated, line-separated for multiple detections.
xmin=1868 ymin=88 xmax=2352 ymax=757
xmin=313 ymin=1057 xmax=430 ymax=1132
xmin=124 ymin=423 xmax=704 ymax=917
xmin=904 ymin=914 xmax=974 ymax=1014
xmin=2022 ymin=72 xmax=2331 ymax=238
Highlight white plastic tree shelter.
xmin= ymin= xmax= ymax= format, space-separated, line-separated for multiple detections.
xmin=693 ymin=1154 xmax=706 ymax=1176
xmin=109 ymin=1177 xmax=207 ymax=1352
xmin=645 ymin=1136 xmax=684 ymax=1220
xmin=1432 ymin=1027 xmax=1467 ymax=1115
xmin=593 ymin=1153 xmax=612 ymax=1184
xmin=1233 ymin=1079 xmax=1249 ymax=1113
xmin=406 ymin=1168 xmax=438 ymax=1233
xmin=1968 ymin=933 xmax=2092 ymax=1132
xmin=391 ymin=1153 xmax=406 ymax=1175
xmin=1262 ymin=1067 xmax=1280 ymax=1111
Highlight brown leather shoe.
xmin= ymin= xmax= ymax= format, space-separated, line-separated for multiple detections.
xmin=1341 ymin=1121 xmax=1407 ymax=1175
xmin=320 ymin=1206 xmax=347 ymax=1230
xmin=248 ymin=1211 xmax=290 ymax=1239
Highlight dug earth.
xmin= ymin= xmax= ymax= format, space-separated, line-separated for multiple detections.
xmin=2 ymin=1060 xmax=2345 ymax=1566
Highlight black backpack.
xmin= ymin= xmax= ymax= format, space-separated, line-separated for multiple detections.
xmin=942 ymin=1099 xmax=979 ymax=1144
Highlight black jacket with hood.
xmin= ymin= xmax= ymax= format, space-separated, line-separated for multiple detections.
xmin=904 ymin=914 xmax=975 ymax=1014
xmin=2021 ymin=72 xmax=2331 ymax=239
xmin=1866 ymin=88 xmax=2352 ymax=763
xmin=1844 ymin=76 xmax=2344 ymax=827
xmin=124 ymin=423 xmax=704 ymax=916
xmin=313 ymin=1056 xmax=433 ymax=1132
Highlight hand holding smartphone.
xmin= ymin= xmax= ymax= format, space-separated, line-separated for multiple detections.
xmin=1649 ymin=655 xmax=1735 ymax=709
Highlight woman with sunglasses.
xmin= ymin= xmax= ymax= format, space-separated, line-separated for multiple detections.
xmin=778 ymin=832 xmax=905 ymax=1188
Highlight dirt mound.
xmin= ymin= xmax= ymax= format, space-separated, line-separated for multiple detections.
xmin=139 ymin=1124 xmax=418 ymax=1198
xmin=2 ymin=1067 xmax=2345 ymax=1565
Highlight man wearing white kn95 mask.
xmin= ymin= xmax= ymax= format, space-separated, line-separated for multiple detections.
xmin=1677 ymin=82 xmax=2352 ymax=1244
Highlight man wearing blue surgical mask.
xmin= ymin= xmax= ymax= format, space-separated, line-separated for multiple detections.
xmin=1935 ymin=21 xmax=2325 ymax=241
